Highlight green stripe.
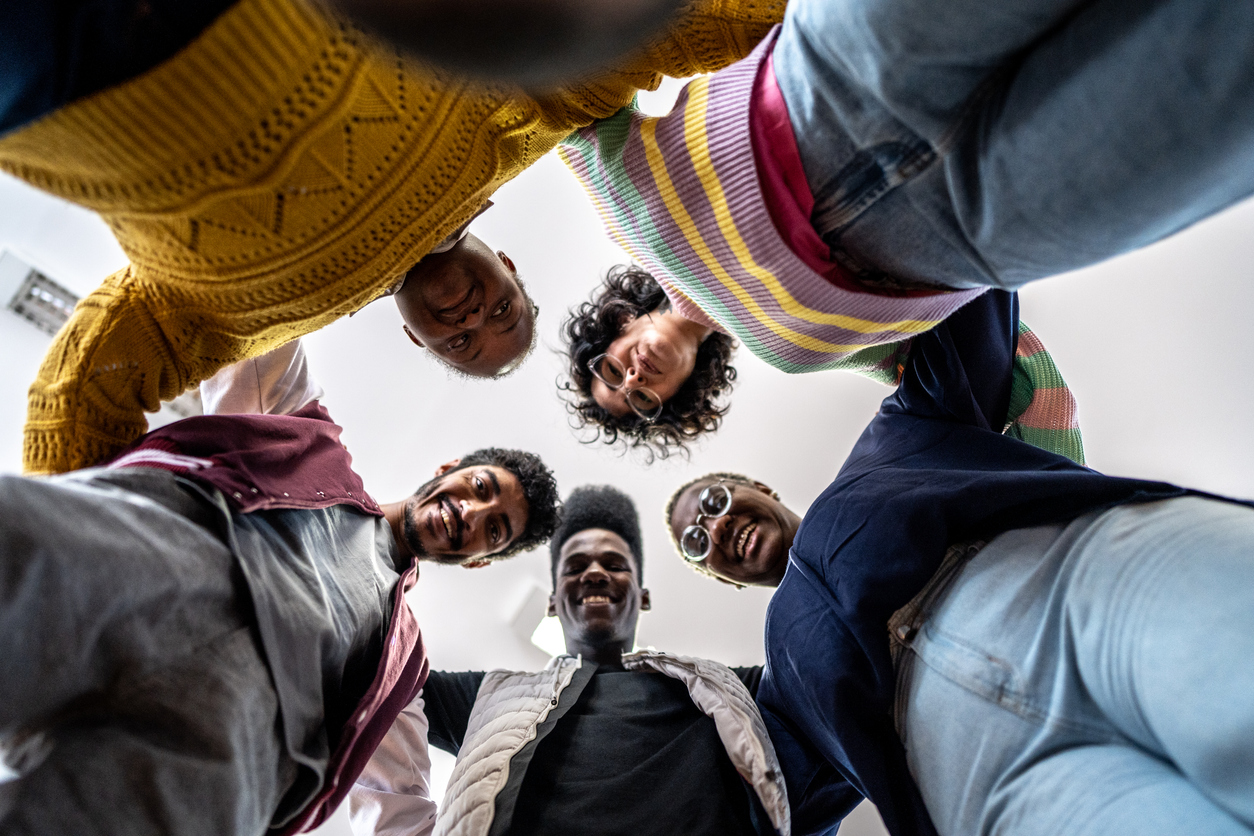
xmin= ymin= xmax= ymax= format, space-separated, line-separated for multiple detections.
xmin=1005 ymin=322 xmax=1085 ymax=464
xmin=562 ymin=108 xmax=907 ymax=380
xmin=562 ymin=108 xmax=788 ymax=366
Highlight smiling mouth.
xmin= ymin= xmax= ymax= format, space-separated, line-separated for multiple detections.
xmin=434 ymin=496 xmax=462 ymax=548
xmin=579 ymin=594 xmax=616 ymax=605
xmin=735 ymin=521 xmax=758 ymax=561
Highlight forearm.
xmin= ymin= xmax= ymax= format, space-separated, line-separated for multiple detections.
xmin=1004 ymin=322 xmax=1085 ymax=464
xmin=534 ymin=0 xmax=784 ymax=127
xmin=619 ymin=0 xmax=786 ymax=78
xmin=22 ymin=265 xmax=299 ymax=473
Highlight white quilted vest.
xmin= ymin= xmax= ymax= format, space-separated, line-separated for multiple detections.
xmin=432 ymin=650 xmax=790 ymax=836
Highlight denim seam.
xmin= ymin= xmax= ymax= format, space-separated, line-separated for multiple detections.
xmin=912 ymin=625 xmax=1117 ymax=740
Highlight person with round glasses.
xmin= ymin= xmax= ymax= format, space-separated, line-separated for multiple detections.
xmin=561 ymin=265 xmax=738 ymax=455
xmin=663 ymin=289 xmax=1254 ymax=836
xmin=666 ymin=475 xmax=800 ymax=588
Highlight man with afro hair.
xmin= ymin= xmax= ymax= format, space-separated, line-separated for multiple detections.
xmin=351 ymin=485 xmax=793 ymax=836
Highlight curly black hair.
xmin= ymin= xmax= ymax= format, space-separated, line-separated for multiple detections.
xmin=560 ymin=265 xmax=737 ymax=459
xmin=549 ymin=485 xmax=643 ymax=587
xmin=452 ymin=447 xmax=561 ymax=558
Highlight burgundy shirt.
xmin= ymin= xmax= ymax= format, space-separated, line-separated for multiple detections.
xmin=107 ymin=401 xmax=430 ymax=833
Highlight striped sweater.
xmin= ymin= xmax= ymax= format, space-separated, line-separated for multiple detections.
xmin=561 ymin=28 xmax=1084 ymax=464
xmin=559 ymin=29 xmax=985 ymax=375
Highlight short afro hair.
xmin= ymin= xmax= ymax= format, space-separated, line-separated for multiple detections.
xmin=549 ymin=485 xmax=643 ymax=586
xmin=560 ymin=265 xmax=737 ymax=460
xmin=453 ymin=447 xmax=561 ymax=558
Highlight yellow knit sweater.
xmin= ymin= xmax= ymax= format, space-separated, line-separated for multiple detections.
xmin=1 ymin=0 xmax=782 ymax=474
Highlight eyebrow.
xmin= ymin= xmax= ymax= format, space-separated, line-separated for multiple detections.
xmin=482 ymin=470 xmax=515 ymax=544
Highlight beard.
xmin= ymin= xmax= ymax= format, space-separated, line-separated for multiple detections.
xmin=401 ymin=474 xmax=467 ymax=564
xmin=401 ymin=474 xmax=444 ymax=559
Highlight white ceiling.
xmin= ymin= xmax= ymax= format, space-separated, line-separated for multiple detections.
xmin=2 ymin=78 xmax=1252 ymax=836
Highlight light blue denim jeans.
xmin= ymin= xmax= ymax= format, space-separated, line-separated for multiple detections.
xmin=896 ymin=497 xmax=1254 ymax=836
xmin=772 ymin=0 xmax=1254 ymax=290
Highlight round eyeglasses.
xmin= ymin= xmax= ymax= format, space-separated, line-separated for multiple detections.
xmin=588 ymin=353 xmax=663 ymax=422
xmin=679 ymin=482 xmax=733 ymax=562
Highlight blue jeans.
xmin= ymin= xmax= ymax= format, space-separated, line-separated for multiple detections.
xmin=773 ymin=0 xmax=1254 ymax=290
xmin=897 ymin=497 xmax=1254 ymax=835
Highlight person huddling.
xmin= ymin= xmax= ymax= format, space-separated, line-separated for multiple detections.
xmin=663 ymin=291 xmax=1254 ymax=836
xmin=560 ymin=0 xmax=1254 ymax=446
xmin=1 ymin=0 xmax=784 ymax=475
xmin=350 ymin=484 xmax=790 ymax=836
xmin=561 ymin=264 xmax=739 ymax=452
xmin=0 ymin=339 xmax=561 ymax=836
xmin=562 ymin=266 xmax=1083 ymax=459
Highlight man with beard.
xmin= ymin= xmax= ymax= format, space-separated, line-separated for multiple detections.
xmin=351 ymin=485 xmax=790 ymax=836
xmin=664 ymin=291 xmax=1254 ymax=836
xmin=0 ymin=339 xmax=561 ymax=836
xmin=1 ymin=0 xmax=783 ymax=476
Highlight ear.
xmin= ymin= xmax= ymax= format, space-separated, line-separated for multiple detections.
xmin=434 ymin=458 xmax=461 ymax=477
xmin=752 ymin=480 xmax=780 ymax=500
xmin=546 ymin=594 xmax=557 ymax=617
xmin=496 ymin=250 xmax=516 ymax=275
xmin=639 ymin=588 xmax=651 ymax=611
xmin=460 ymin=559 xmax=490 ymax=570
xmin=402 ymin=324 xmax=426 ymax=349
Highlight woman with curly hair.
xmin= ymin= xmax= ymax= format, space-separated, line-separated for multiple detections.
xmin=559 ymin=0 xmax=1254 ymax=457
xmin=561 ymin=265 xmax=737 ymax=457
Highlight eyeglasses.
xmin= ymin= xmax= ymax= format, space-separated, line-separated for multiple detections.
xmin=679 ymin=481 xmax=733 ymax=562
xmin=588 ymin=353 xmax=663 ymax=422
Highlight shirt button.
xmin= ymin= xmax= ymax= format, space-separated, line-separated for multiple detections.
xmin=283 ymin=492 xmax=289 ymax=497
xmin=317 ymin=491 xmax=325 ymax=497
xmin=232 ymin=491 xmax=242 ymax=499
xmin=250 ymin=487 xmax=259 ymax=494
xmin=358 ymin=710 xmax=368 ymax=723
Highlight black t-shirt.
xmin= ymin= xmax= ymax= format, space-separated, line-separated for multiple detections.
xmin=505 ymin=668 xmax=757 ymax=836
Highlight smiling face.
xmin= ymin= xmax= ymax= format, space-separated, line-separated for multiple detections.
xmin=548 ymin=528 xmax=650 ymax=661
xmin=395 ymin=234 xmax=535 ymax=377
xmin=590 ymin=309 xmax=706 ymax=418
xmin=669 ymin=478 xmax=800 ymax=587
xmin=400 ymin=461 xmax=529 ymax=563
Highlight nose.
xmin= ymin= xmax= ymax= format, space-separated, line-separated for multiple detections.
xmin=459 ymin=498 xmax=488 ymax=533
xmin=622 ymin=364 xmax=646 ymax=389
xmin=706 ymin=514 xmax=733 ymax=545
xmin=581 ymin=560 xmax=611 ymax=582
xmin=456 ymin=304 xmax=484 ymax=328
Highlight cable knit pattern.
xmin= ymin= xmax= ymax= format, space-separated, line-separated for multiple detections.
xmin=2 ymin=0 xmax=784 ymax=474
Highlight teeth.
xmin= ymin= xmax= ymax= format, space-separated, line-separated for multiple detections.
xmin=581 ymin=595 xmax=612 ymax=604
xmin=736 ymin=522 xmax=756 ymax=560
xmin=439 ymin=505 xmax=453 ymax=538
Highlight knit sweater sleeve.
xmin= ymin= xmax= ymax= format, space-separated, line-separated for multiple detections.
xmin=23 ymin=263 xmax=313 ymax=474
xmin=13 ymin=0 xmax=783 ymax=475
xmin=532 ymin=0 xmax=785 ymax=124
xmin=1004 ymin=322 xmax=1086 ymax=464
